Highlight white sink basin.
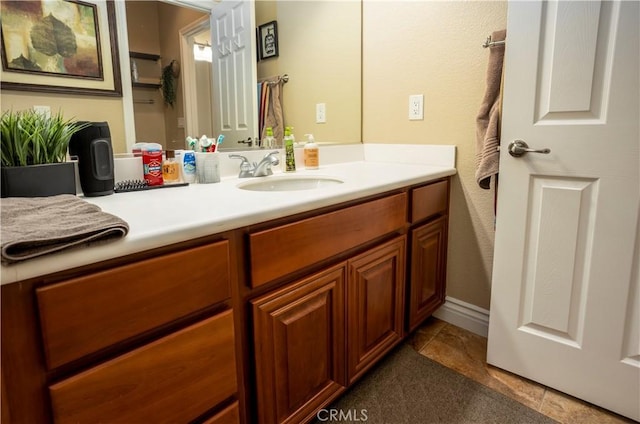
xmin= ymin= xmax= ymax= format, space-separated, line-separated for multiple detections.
xmin=237 ymin=175 xmax=344 ymax=191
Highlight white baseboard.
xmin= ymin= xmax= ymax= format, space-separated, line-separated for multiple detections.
xmin=433 ymin=296 xmax=490 ymax=338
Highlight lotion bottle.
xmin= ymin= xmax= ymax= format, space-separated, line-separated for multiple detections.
xmin=303 ymin=134 xmax=319 ymax=169
xmin=263 ymin=127 xmax=275 ymax=148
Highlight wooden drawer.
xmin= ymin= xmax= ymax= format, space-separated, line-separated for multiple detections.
xmin=202 ymin=401 xmax=240 ymax=424
xmin=249 ymin=193 xmax=407 ymax=288
xmin=49 ymin=310 xmax=237 ymax=424
xmin=411 ymin=180 xmax=449 ymax=223
xmin=37 ymin=241 xmax=230 ymax=369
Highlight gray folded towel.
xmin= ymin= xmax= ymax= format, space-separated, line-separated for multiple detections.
xmin=1 ymin=194 xmax=129 ymax=264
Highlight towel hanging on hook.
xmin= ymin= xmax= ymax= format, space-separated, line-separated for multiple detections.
xmin=483 ymin=35 xmax=506 ymax=48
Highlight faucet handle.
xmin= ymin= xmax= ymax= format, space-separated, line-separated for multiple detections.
xmin=229 ymin=154 xmax=254 ymax=177
xmin=229 ymin=154 xmax=249 ymax=164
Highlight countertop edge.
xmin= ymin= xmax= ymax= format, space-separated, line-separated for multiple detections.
xmin=1 ymin=163 xmax=456 ymax=285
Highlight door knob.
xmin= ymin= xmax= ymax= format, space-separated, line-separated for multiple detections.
xmin=508 ymin=140 xmax=551 ymax=157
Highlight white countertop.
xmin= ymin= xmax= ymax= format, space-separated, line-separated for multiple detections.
xmin=0 ymin=144 xmax=456 ymax=285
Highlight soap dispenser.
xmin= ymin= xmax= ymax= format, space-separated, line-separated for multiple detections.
xmin=303 ymin=134 xmax=319 ymax=169
xmin=263 ymin=127 xmax=275 ymax=148
xmin=283 ymin=126 xmax=296 ymax=172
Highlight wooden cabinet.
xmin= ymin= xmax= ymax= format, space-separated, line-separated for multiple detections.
xmin=407 ymin=180 xmax=450 ymax=332
xmin=49 ymin=311 xmax=236 ymax=424
xmin=249 ymin=185 xmax=449 ymax=423
xmin=1 ymin=178 xmax=451 ymax=424
xmin=36 ymin=241 xmax=230 ymax=369
xmin=1 ymin=240 xmax=238 ymax=424
xmin=251 ymin=238 xmax=408 ymax=424
xmin=252 ymin=265 xmax=346 ymax=424
xmin=347 ymin=237 xmax=406 ymax=383
xmin=202 ymin=402 xmax=241 ymax=424
xmin=249 ymin=193 xmax=407 ymax=288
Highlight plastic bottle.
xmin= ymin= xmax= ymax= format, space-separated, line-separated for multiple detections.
xmin=131 ymin=59 xmax=139 ymax=83
xmin=162 ymin=150 xmax=182 ymax=184
xmin=303 ymin=134 xmax=319 ymax=170
xmin=263 ymin=127 xmax=275 ymax=149
xmin=283 ymin=126 xmax=296 ymax=172
xmin=182 ymin=150 xmax=196 ymax=183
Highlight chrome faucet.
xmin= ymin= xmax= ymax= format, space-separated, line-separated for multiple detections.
xmin=229 ymin=151 xmax=280 ymax=178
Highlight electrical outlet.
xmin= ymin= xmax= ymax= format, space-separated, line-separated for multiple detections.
xmin=177 ymin=117 xmax=185 ymax=128
xmin=316 ymin=103 xmax=326 ymax=123
xmin=408 ymin=94 xmax=424 ymax=120
xmin=33 ymin=105 xmax=51 ymax=118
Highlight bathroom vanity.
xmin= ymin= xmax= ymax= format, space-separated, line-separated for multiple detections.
xmin=1 ymin=151 xmax=455 ymax=424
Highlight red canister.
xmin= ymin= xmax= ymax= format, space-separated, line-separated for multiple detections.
xmin=142 ymin=143 xmax=163 ymax=186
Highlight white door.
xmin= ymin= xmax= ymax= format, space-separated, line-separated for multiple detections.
xmin=211 ymin=0 xmax=258 ymax=145
xmin=487 ymin=1 xmax=639 ymax=421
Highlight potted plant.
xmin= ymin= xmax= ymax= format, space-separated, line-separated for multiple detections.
xmin=1 ymin=109 xmax=89 ymax=198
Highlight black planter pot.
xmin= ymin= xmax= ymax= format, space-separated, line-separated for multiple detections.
xmin=1 ymin=162 xmax=77 ymax=198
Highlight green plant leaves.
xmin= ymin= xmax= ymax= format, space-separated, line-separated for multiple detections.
xmin=1 ymin=110 xmax=89 ymax=167
xmin=161 ymin=60 xmax=177 ymax=108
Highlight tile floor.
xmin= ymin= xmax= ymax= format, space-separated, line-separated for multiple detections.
xmin=409 ymin=317 xmax=637 ymax=424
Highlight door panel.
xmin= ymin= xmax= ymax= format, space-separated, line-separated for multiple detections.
xmin=488 ymin=1 xmax=639 ymax=420
xmin=211 ymin=0 xmax=257 ymax=143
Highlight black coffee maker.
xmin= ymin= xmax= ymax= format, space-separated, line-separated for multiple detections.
xmin=69 ymin=122 xmax=114 ymax=196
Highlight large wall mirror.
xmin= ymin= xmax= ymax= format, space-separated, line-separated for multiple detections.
xmin=124 ymin=0 xmax=362 ymax=152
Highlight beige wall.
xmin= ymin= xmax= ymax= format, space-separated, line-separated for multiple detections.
xmin=125 ymin=1 xmax=205 ymax=150
xmin=126 ymin=1 xmax=165 ymax=147
xmin=256 ymin=1 xmax=361 ymax=143
xmin=0 ymin=2 xmax=506 ymax=311
xmin=363 ymin=1 xmax=507 ymax=310
xmin=1 ymin=92 xmax=127 ymax=153
xmin=157 ymin=2 xmax=206 ymax=150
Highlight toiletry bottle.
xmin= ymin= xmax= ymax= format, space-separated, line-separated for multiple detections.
xmin=131 ymin=59 xmax=139 ymax=83
xmin=182 ymin=150 xmax=196 ymax=183
xmin=283 ymin=126 xmax=296 ymax=172
xmin=142 ymin=143 xmax=163 ymax=186
xmin=303 ymin=134 xmax=319 ymax=169
xmin=162 ymin=150 xmax=182 ymax=184
xmin=263 ymin=127 xmax=275 ymax=148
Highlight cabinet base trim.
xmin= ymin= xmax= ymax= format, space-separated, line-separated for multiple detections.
xmin=433 ymin=296 xmax=489 ymax=338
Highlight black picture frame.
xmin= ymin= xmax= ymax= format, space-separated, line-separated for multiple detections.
xmin=0 ymin=0 xmax=122 ymax=97
xmin=258 ymin=20 xmax=279 ymax=60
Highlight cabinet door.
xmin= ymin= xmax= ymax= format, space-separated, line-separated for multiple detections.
xmin=347 ymin=237 xmax=406 ymax=383
xmin=408 ymin=216 xmax=448 ymax=332
xmin=252 ymin=265 xmax=346 ymax=424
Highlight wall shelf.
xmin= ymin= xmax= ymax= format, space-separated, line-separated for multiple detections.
xmin=130 ymin=51 xmax=161 ymax=89
xmin=129 ymin=51 xmax=160 ymax=61
xmin=132 ymin=82 xmax=161 ymax=89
